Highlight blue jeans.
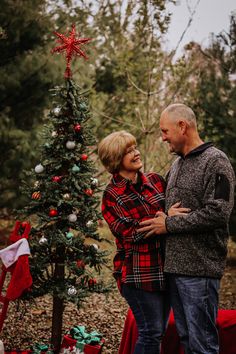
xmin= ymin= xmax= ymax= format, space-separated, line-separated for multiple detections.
xmin=122 ymin=284 xmax=170 ymax=354
xmin=167 ymin=274 xmax=220 ymax=354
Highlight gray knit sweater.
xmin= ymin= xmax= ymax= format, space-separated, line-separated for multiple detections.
xmin=165 ymin=143 xmax=235 ymax=279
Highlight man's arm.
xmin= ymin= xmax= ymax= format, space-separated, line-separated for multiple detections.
xmin=139 ymin=155 xmax=235 ymax=236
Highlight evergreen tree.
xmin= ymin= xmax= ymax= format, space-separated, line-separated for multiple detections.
xmin=20 ymin=25 xmax=108 ymax=350
xmin=0 ymin=0 xmax=63 ymax=208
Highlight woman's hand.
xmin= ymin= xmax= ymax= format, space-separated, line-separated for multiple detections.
xmin=167 ymin=201 xmax=191 ymax=216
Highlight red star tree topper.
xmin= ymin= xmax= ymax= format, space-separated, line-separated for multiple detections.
xmin=52 ymin=24 xmax=92 ymax=78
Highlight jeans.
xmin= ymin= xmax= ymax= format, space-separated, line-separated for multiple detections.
xmin=167 ymin=274 xmax=220 ymax=354
xmin=122 ymin=284 xmax=170 ymax=354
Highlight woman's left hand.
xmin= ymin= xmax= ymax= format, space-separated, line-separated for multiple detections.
xmin=168 ymin=201 xmax=191 ymax=216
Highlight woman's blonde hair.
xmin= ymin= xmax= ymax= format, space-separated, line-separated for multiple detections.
xmin=98 ymin=131 xmax=136 ymax=174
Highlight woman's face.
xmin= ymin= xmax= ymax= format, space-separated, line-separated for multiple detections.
xmin=120 ymin=144 xmax=142 ymax=172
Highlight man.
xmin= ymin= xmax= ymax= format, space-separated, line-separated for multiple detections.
xmin=139 ymin=103 xmax=235 ymax=354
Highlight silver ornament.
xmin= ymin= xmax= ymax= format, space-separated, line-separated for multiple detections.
xmin=68 ymin=286 xmax=77 ymax=296
xmin=91 ymin=178 xmax=98 ymax=187
xmin=39 ymin=236 xmax=47 ymax=245
xmin=86 ymin=220 xmax=94 ymax=228
xmin=51 ymin=131 xmax=58 ymax=138
xmin=66 ymin=141 xmax=76 ymax=150
xmin=63 ymin=193 xmax=71 ymax=200
xmin=91 ymin=243 xmax=99 ymax=250
xmin=35 ymin=164 xmax=44 ymax=174
xmin=68 ymin=214 xmax=77 ymax=222
xmin=53 ymin=107 xmax=61 ymax=116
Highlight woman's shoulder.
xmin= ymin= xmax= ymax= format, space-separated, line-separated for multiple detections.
xmin=145 ymin=172 xmax=165 ymax=183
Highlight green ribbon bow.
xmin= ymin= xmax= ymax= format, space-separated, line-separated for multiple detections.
xmin=32 ymin=343 xmax=49 ymax=354
xmin=70 ymin=325 xmax=102 ymax=351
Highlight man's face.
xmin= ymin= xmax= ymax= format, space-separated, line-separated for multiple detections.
xmin=159 ymin=113 xmax=184 ymax=154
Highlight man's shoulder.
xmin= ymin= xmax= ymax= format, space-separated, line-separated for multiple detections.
xmin=203 ymin=146 xmax=229 ymax=160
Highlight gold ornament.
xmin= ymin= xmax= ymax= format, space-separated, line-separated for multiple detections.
xmin=63 ymin=193 xmax=71 ymax=200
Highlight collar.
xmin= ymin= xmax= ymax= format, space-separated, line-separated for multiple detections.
xmin=183 ymin=142 xmax=213 ymax=158
xmin=111 ymin=171 xmax=153 ymax=190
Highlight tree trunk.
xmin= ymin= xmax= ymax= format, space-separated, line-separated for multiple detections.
xmin=51 ymin=261 xmax=65 ymax=352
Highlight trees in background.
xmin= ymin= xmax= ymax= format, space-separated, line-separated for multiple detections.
xmin=1 ymin=0 xmax=235 ymax=235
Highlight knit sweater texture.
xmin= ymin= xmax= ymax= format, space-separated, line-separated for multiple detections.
xmin=165 ymin=143 xmax=235 ymax=278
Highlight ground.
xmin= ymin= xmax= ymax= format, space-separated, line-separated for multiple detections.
xmin=0 ymin=219 xmax=236 ymax=353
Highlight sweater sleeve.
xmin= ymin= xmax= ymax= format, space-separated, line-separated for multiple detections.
xmin=166 ymin=155 xmax=235 ymax=234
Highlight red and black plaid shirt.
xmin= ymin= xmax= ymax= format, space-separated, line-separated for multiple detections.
xmin=102 ymin=172 xmax=166 ymax=292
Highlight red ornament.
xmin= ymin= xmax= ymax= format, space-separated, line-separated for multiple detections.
xmin=84 ymin=188 xmax=93 ymax=196
xmin=74 ymin=124 xmax=81 ymax=132
xmin=77 ymin=260 xmax=85 ymax=269
xmin=52 ymin=176 xmax=62 ymax=183
xmin=88 ymin=278 xmax=97 ymax=289
xmin=52 ymin=24 xmax=92 ymax=78
xmin=81 ymin=154 xmax=88 ymax=161
xmin=49 ymin=209 xmax=58 ymax=217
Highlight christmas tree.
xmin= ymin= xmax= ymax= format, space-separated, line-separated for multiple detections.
xmin=20 ymin=25 xmax=108 ymax=351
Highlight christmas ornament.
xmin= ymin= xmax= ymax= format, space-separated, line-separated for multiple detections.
xmin=52 ymin=24 xmax=92 ymax=78
xmin=34 ymin=180 xmax=40 ymax=188
xmin=88 ymin=278 xmax=97 ymax=289
xmin=74 ymin=124 xmax=81 ymax=132
xmin=32 ymin=191 xmax=41 ymax=200
xmin=72 ymin=164 xmax=80 ymax=173
xmin=68 ymin=286 xmax=77 ymax=296
xmin=35 ymin=164 xmax=44 ymax=174
xmin=63 ymin=193 xmax=71 ymax=200
xmin=51 ymin=131 xmax=58 ymax=138
xmin=53 ymin=107 xmax=61 ymax=116
xmin=66 ymin=231 xmax=74 ymax=240
xmin=39 ymin=236 xmax=47 ymax=245
xmin=52 ymin=176 xmax=62 ymax=183
xmin=80 ymin=102 xmax=87 ymax=110
xmin=91 ymin=243 xmax=99 ymax=251
xmin=80 ymin=154 xmax=88 ymax=161
xmin=86 ymin=220 xmax=94 ymax=228
xmin=66 ymin=141 xmax=76 ymax=149
xmin=91 ymin=178 xmax=98 ymax=187
xmin=68 ymin=213 xmax=77 ymax=222
xmin=76 ymin=260 xmax=85 ymax=269
xmin=84 ymin=188 xmax=93 ymax=196
xmin=49 ymin=209 xmax=58 ymax=217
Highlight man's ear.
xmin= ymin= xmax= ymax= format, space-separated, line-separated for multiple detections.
xmin=178 ymin=120 xmax=188 ymax=134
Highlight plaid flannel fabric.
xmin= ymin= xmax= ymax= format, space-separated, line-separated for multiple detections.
xmin=102 ymin=172 xmax=166 ymax=292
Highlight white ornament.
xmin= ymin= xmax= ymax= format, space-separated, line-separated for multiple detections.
xmin=51 ymin=131 xmax=58 ymax=138
xmin=68 ymin=213 xmax=77 ymax=222
xmin=91 ymin=243 xmax=99 ymax=250
xmin=86 ymin=220 xmax=94 ymax=228
xmin=53 ymin=107 xmax=61 ymax=116
xmin=39 ymin=236 xmax=47 ymax=245
xmin=91 ymin=178 xmax=98 ymax=187
xmin=35 ymin=164 xmax=44 ymax=174
xmin=66 ymin=141 xmax=76 ymax=150
xmin=68 ymin=286 xmax=77 ymax=296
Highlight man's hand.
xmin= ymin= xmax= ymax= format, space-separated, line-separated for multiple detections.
xmin=138 ymin=211 xmax=167 ymax=238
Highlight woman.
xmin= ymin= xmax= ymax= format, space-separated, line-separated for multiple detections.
xmin=98 ymin=131 xmax=187 ymax=354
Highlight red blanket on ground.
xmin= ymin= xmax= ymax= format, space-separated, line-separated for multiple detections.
xmin=119 ymin=309 xmax=236 ymax=354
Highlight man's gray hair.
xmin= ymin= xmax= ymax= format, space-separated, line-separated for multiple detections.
xmin=163 ymin=103 xmax=197 ymax=126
